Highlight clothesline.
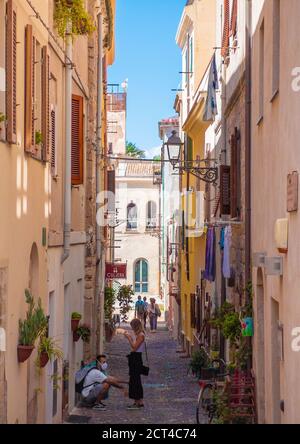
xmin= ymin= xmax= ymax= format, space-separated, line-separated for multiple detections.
xmin=204 ymin=220 xmax=243 ymax=228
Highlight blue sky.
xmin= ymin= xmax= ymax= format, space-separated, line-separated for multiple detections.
xmin=108 ymin=0 xmax=186 ymax=158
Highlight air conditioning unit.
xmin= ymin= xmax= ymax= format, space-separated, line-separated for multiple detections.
xmin=264 ymin=257 xmax=283 ymax=276
xmin=252 ymin=252 xmax=267 ymax=268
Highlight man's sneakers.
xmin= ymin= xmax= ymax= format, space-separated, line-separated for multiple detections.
xmin=92 ymin=403 xmax=107 ymax=411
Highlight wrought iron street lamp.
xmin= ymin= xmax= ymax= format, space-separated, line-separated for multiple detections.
xmin=165 ymin=130 xmax=183 ymax=168
xmin=164 ymin=131 xmax=218 ymax=184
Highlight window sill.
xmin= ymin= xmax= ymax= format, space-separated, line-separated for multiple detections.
xmin=270 ymin=89 xmax=279 ymax=103
xmin=257 ymin=115 xmax=264 ymax=126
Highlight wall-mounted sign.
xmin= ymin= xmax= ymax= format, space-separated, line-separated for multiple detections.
xmin=105 ymin=263 xmax=127 ymax=280
xmin=287 ymin=171 xmax=298 ymax=212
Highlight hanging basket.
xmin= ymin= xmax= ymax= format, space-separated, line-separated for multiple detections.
xmin=17 ymin=345 xmax=34 ymax=363
xmin=39 ymin=351 xmax=50 ymax=368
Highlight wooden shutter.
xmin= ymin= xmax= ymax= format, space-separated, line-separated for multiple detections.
xmin=220 ymin=165 xmax=231 ymax=215
xmin=41 ymin=46 xmax=50 ymax=161
xmin=71 ymin=95 xmax=84 ymax=185
xmin=107 ymin=169 xmax=115 ymax=212
xmin=190 ymin=294 xmax=196 ymax=329
xmin=186 ymin=236 xmax=190 ymax=281
xmin=6 ymin=0 xmax=17 ymax=144
xmin=51 ymin=109 xmax=56 ymax=173
xmin=230 ymin=128 xmax=241 ymax=218
xmin=221 ymin=0 xmax=230 ymax=58
xmin=230 ymin=0 xmax=238 ymax=38
xmin=24 ymin=24 xmax=33 ymax=152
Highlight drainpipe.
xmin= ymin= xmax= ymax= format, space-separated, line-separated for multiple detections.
xmin=96 ymin=12 xmax=104 ymax=354
xmin=245 ymin=0 xmax=252 ymax=288
xmin=61 ymin=22 xmax=72 ymax=264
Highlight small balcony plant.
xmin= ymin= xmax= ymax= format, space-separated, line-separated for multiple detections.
xmin=71 ymin=312 xmax=82 ymax=332
xmin=37 ymin=336 xmax=63 ymax=368
xmin=54 ymin=0 xmax=96 ymax=39
xmin=0 ymin=112 xmax=6 ymax=135
xmin=18 ymin=289 xmax=48 ymax=363
xmin=76 ymin=324 xmax=91 ymax=343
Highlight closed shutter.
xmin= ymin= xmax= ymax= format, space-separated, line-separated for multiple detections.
xmin=71 ymin=95 xmax=84 ymax=185
xmin=50 ymin=109 xmax=56 ymax=173
xmin=41 ymin=46 xmax=50 ymax=161
xmin=6 ymin=0 xmax=17 ymax=144
xmin=190 ymin=294 xmax=196 ymax=329
xmin=186 ymin=236 xmax=190 ymax=281
xmin=107 ymin=169 xmax=115 ymax=213
xmin=230 ymin=0 xmax=238 ymax=38
xmin=221 ymin=0 xmax=230 ymax=58
xmin=230 ymin=127 xmax=241 ymax=218
xmin=220 ymin=165 xmax=231 ymax=215
xmin=24 ymin=24 xmax=33 ymax=152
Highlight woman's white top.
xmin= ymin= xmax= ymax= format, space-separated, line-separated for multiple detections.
xmin=135 ymin=332 xmax=145 ymax=353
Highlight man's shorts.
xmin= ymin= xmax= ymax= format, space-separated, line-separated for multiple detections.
xmin=83 ymin=384 xmax=108 ymax=405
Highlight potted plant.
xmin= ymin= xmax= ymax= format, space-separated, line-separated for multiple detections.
xmin=104 ymin=287 xmax=117 ymax=342
xmin=117 ymin=285 xmax=134 ymax=323
xmin=76 ymin=324 xmax=91 ymax=343
xmin=53 ymin=0 xmax=96 ymax=39
xmin=37 ymin=336 xmax=63 ymax=368
xmin=71 ymin=312 xmax=82 ymax=332
xmin=189 ymin=348 xmax=210 ymax=379
xmin=18 ymin=289 xmax=48 ymax=363
xmin=35 ymin=130 xmax=43 ymax=146
xmin=0 ymin=112 xmax=6 ymax=135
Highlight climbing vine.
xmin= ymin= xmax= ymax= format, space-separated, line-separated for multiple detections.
xmin=54 ymin=0 xmax=96 ymax=38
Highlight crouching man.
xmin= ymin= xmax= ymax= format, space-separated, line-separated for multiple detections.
xmin=81 ymin=358 xmax=126 ymax=411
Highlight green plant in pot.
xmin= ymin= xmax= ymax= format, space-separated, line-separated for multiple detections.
xmin=76 ymin=324 xmax=91 ymax=343
xmin=104 ymin=287 xmax=116 ymax=322
xmin=35 ymin=130 xmax=43 ymax=145
xmin=37 ymin=336 xmax=63 ymax=368
xmin=18 ymin=289 xmax=48 ymax=363
xmin=54 ymin=0 xmax=96 ymax=39
xmin=71 ymin=312 xmax=82 ymax=332
xmin=0 ymin=112 xmax=6 ymax=134
xmin=117 ymin=285 xmax=134 ymax=323
xmin=189 ymin=348 xmax=210 ymax=379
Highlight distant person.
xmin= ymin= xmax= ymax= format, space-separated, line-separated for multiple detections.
xmin=148 ymin=298 xmax=161 ymax=333
xmin=81 ymin=357 xmax=126 ymax=410
xmin=135 ymin=295 xmax=145 ymax=322
xmin=143 ymin=297 xmax=149 ymax=329
xmin=123 ymin=318 xmax=146 ymax=409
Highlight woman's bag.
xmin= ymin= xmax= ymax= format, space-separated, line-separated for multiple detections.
xmin=141 ymin=341 xmax=150 ymax=376
xmin=155 ymin=304 xmax=161 ymax=317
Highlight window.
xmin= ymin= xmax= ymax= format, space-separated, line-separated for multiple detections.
xmin=189 ymin=35 xmax=193 ymax=75
xmin=221 ymin=0 xmax=230 ymax=59
xmin=50 ymin=107 xmax=56 ymax=175
xmin=146 ymin=201 xmax=157 ymax=229
xmin=230 ymin=128 xmax=241 ymax=218
xmin=134 ymin=259 xmax=148 ymax=293
xmin=127 ymin=202 xmax=137 ymax=230
xmin=272 ymin=0 xmax=280 ymax=98
xmin=258 ymin=20 xmax=265 ymax=122
xmin=6 ymin=0 xmax=17 ymax=144
xmin=71 ymin=94 xmax=84 ymax=185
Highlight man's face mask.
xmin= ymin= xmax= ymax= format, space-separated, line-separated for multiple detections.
xmin=101 ymin=362 xmax=108 ymax=371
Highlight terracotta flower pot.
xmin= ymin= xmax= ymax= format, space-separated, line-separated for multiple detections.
xmin=39 ymin=351 xmax=49 ymax=368
xmin=71 ymin=318 xmax=80 ymax=332
xmin=17 ymin=345 xmax=34 ymax=363
xmin=73 ymin=331 xmax=80 ymax=342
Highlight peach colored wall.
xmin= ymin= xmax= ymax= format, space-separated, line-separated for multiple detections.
xmin=252 ymin=0 xmax=300 ymax=424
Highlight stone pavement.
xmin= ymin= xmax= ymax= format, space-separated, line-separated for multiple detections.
xmin=68 ymin=324 xmax=205 ymax=424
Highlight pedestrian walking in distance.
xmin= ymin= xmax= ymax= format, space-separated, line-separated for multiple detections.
xmin=143 ymin=296 xmax=149 ymax=329
xmin=123 ymin=319 xmax=145 ymax=409
xmin=148 ymin=298 xmax=161 ymax=333
xmin=135 ymin=295 xmax=145 ymax=322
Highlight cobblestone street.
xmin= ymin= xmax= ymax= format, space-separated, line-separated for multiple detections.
xmin=69 ymin=325 xmax=203 ymax=424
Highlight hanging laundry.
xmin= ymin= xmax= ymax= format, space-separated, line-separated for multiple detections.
xmin=204 ymin=227 xmax=216 ymax=282
xmin=222 ymin=226 xmax=232 ymax=279
xmin=219 ymin=227 xmax=225 ymax=251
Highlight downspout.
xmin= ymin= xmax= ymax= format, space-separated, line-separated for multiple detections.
xmin=245 ymin=0 xmax=252 ymax=288
xmin=96 ymin=12 xmax=104 ymax=354
xmin=61 ymin=22 xmax=72 ymax=264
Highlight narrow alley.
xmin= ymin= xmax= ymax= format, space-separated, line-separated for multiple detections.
xmin=68 ymin=325 xmax=201 ymax=425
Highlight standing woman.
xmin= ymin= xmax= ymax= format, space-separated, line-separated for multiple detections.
xmin=123 ymin=319 xmax=145 ymax=409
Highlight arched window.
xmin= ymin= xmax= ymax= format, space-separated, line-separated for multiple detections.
xmin=127 ymin=202 xmax=137 ymax=230
xmin=146 ymin=201 xmax=157 ymax=229
xmin=134 ymin=259 xmax=148 ymax=293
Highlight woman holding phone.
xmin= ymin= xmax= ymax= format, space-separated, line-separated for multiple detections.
xmin=123 ymin=318 xmax=145 ymax=409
